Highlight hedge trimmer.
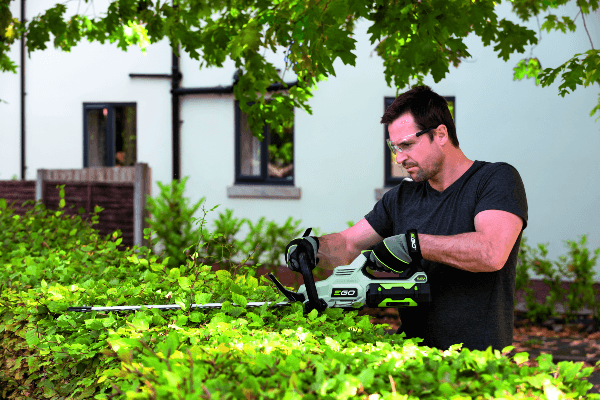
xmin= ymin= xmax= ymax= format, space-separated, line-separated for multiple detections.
xmin=67 ymin=247 xmax=430 ymax=314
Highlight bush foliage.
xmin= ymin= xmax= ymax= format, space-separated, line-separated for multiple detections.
xmin=0 ymin=186 xmax=598 ymax=399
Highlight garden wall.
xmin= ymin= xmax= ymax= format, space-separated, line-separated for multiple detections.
xmin=0 ymin=163 xmax=151 ymax=252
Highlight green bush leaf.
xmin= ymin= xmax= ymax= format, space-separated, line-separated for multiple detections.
xmin=514 ymin=352 xmax=530 ymax=365
xmin=85 ymin=319 xmax=105 ymax=330
xmin=195 ymin=292 xmax=211 ymax=304
xmin=26 ymin=329 xmax=40 ymax=346
xmin=232 ymin=292 xmax=248 ymax=308
xmin=178 ymin=276 xmax=190 ymax=290
xmin=216 ymin=269 xmax=232 ymax=282
xmin=130 ymin=314 xmax=151 ymax=331
xmin=169 ymin=268 xmax=180 ymax=279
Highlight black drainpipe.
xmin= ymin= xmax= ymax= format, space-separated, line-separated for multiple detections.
xmin=171 ymin=48 xmax=182 ymax=181
xmin=20 ymin=0 xmax=26 ymax=180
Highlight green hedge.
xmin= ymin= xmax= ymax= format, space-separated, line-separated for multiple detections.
xmin=0 ymin=187 xmax=598 ymax=399
xmin=516 ymin=235 xmax=600 ymax=323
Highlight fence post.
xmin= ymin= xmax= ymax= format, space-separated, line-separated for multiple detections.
xmin=36 ymin=169 xmax=45 ymax=206
xmin=134 ymin=163 xmax=150 ymax=253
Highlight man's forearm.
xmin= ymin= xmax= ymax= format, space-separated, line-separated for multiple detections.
xmin=418 ymin=232 xmax=498 ymax=273
xmin=316 ymin=233 xmax=359 ymax=271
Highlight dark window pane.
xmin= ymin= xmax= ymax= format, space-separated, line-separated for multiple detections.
xmin=239 ymin=111 xmax=262 ymax=177
xmin=268 ymin=125 xmax=294 ymax=180
xmin=87 ymin=108 xmax=108 ymax=167
xmin=114 ymin=105 xmax=137 ymax=166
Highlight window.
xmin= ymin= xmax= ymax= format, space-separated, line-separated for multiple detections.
xmin=84 ymin=103 xmax=137 ymax=167
xmin=384 ymin=96 xmax=455 ymax=186
xmin=234 ymin=101 xmax=294 ymax=185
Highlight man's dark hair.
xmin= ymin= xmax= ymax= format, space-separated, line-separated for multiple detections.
xmin=381 ymin=85 xmax=458 ymax=148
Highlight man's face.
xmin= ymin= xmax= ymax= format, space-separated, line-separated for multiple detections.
xmin=387 ymin=113 xmax=442 ymax=183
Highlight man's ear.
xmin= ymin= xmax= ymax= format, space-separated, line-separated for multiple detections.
xmin=433 ymin=124 xmax=449 ymax=145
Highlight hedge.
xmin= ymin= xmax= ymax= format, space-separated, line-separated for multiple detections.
xmin=0 ymin=187 xmax=598 ymax=399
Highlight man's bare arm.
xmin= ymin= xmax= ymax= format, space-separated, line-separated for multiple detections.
xmin=316 ymin=219 xmax=383 ymax=270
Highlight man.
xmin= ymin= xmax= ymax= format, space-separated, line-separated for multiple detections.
xmin=286 ymin=85 xmax=528 ymax=352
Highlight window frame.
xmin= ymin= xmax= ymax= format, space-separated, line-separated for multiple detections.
xmin=234 ymin=100 xmax=295 ymax=186
xmin=83 ymin=102 xmax=137 ymax=168
xmin=384 ymin=96 xmax=455 ymax=187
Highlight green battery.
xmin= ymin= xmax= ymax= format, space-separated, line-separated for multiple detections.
xmin=365 ymin=282 xmax=431 ymax=307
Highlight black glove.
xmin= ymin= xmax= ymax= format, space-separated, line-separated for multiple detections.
xmin=285 ymin=228 xmax=320 ymax=272
xmin=369 ymin=229 xmax=422 ymax=274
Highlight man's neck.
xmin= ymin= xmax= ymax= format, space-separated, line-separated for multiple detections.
xmin=428 ymin=156 xmax=474 ymax=193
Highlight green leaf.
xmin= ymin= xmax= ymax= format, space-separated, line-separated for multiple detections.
xmin=26 ymin=329 xmax=40 ymax=346
xmin=151 ymin=262 xmax=164 ymax=272
xmin=189 ymin=312 xmax=203 ymax=323
xmin=493 ymin=19 xmax=538 ymax=62
xmin=176 ymin=315 xmax=188 ymax=327
xmin=175 ymin=296 xmax=189 ymax=312
xmin=514 ymin=352 xmax=530 ymax=365
xmin=215 ymin=269 xmax=231 ymax=282
xmin=357 ymin=316 xmax=372 ymax=332
xmin=438 ymin=382 xmax=454 ymax=397
xmin=85 ymin=319 xmax=105 ymax=330
xmin=513 ymin=57 xmax=543 ymax=85
xmin=195 ymin=293 xmax=211 ymax=304
xmin=102 ymin=314 xmax=117 ymax=328
xmin=130 ymin=314 xmax=151 ymax=331
xmin=537 ymin=352 xmax=554 ymax=370
xmin=169 ymin=268 xmax=180 ymax=279
xmin=178 ymin=276 xmax=190 ymax=290
xmin=357 ymin=368 xmax=375 ymax=387
xmin=247 ymin=312 xmax=264 ymax=327
xmin=232 ymin=292 xmax=247 ymax=308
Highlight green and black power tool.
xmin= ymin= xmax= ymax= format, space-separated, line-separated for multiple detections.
xmin=67 ymin=239 xmax=430 ymax=314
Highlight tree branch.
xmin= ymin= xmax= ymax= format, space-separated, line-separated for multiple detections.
xmin=579 ymin=6 xmax=594 ymax=50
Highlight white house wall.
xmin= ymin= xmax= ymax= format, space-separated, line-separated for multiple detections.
xmin=180 ymin=2 xmax=600 ymax=272
xmin=0 ymin=2 xmax=21 ymax=181
xmin=1 ymin=0 xmax=172 ymax=188
xmin=1 ymin=0 xmax=599 ymax=274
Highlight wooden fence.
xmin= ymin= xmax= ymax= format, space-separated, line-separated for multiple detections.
xmin=0 ymin=163 xmax=151 ymax=252
xmin=0 ymin=180 xmax=36 ymax=216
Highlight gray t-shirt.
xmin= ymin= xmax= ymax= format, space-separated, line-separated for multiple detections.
xmin=365 ymin=160 xmax=528 ymax=351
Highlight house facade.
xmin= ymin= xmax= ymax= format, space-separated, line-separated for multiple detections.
xmin=1 ymin=0 xmax=599 ymax=274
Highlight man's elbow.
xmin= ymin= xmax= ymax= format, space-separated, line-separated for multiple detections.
xmin=490 ymin=253 xmax=507 ymax=272
xmin=491 ymin=261 xmax=504 ymax=272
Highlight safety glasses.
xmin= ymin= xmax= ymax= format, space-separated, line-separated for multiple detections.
xmin=387 ymin=127 xmax=436 ymax=155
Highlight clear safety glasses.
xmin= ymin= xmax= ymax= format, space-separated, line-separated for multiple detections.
xmin=386 ymin=127 xmax=435 ymax=155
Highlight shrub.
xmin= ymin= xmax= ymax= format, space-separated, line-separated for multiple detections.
xmin=0 ymin=189 xmax=598 ymax=399
xmin=515 ymin=234 xmax=600 ymax=323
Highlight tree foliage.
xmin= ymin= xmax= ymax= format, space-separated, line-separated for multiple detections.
xmin=1 ymin=0 xmax=599 ymax=138
xmin=511 ymin=0 xmax=600 ymax=124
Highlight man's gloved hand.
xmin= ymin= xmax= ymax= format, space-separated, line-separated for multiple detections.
xmin=285 ymin=228 xmax=319 ymax=272
xmin=369 ymin=234 xmax=413 ymax=274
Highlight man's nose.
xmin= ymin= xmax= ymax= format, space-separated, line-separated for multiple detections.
xmin=395 ymin=151 xmax=409 ymax=165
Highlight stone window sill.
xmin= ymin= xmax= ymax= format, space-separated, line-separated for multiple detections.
xmin=227 ymin=185 xmax=301 ymax=199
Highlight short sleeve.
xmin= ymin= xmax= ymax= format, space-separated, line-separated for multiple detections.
xmin=364 ymin=185 xmax=399 ymax=238
xmin=474 ymin=163 xmax=528 ymax=230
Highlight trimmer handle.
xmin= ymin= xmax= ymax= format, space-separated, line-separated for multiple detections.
xmin=298 ymin=251 xmax=327 ymax=313
xmin=362 ymin=248 xmax=424 ymax=279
